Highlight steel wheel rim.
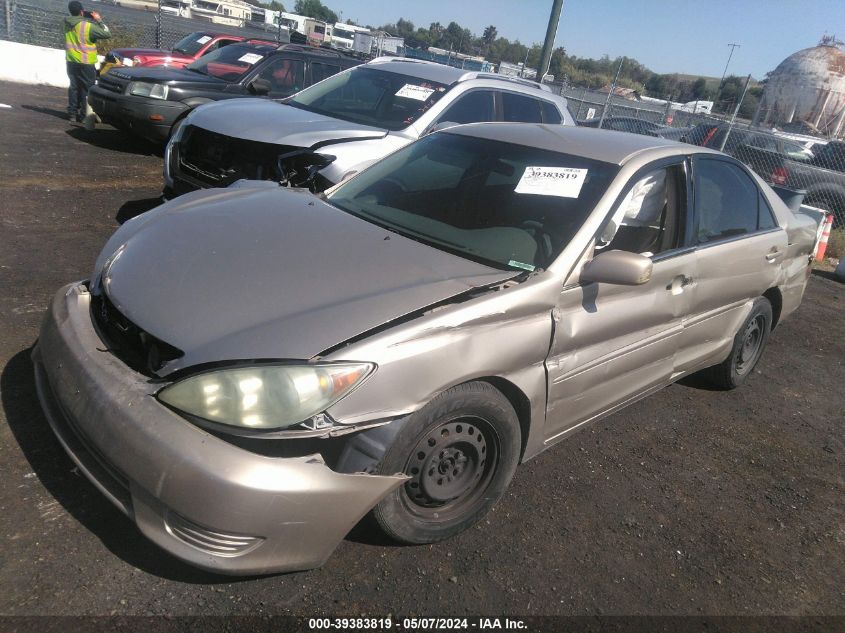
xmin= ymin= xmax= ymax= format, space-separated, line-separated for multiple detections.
xmin=736 ymin=314 xmax=766 ymax=375
xmin=401 ymin=416 xmax=499 ymax=522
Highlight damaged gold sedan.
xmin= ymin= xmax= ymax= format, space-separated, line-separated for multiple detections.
xmin=33 ymin=124 xmax=818 ymax=574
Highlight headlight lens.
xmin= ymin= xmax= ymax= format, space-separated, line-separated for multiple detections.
xmin=127 ymin=81 xmax=168 ymax=100
xmin=157 ymin=363 xmax=374 ymax=430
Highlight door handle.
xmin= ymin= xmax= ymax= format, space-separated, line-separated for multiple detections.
xmin=668 ymin=274 xmax=694 ymax=294
xmin=765 ymin=250 xmax=784 ymax=263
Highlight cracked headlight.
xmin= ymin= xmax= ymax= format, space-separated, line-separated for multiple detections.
xmin=157 ymin=363 xmax=374 ymax=430
xmin=127 ymin=81 xmax=168 ymax=100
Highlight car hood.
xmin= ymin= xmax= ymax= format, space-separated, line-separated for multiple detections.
xmin=187 ymin=99 xmax=388 ymax=147
xmin=94 ymin=185 xmax=512 ymax=375
xmin=112 ymin=48 xmax=190 ymax=60
xmin=107 ymin=66 xmax=223 ymax=85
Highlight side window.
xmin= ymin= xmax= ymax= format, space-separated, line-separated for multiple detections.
xmin=746 ymin=134 xmax=777 ymax=151
xmin=540 ymin=100 xmax=562 ymax=124
xmin=436 ymin=90 xmax=495 ymax=125
xmin=758 ymin=191 xmax=777 ymax=230
xmin=255 ymin=58 xmax=304 ymax=96
xmin=502 ymin=92 xmax=542 ymax=123
xmin=694 ymin=159 xmax=759 ymax=243
xmin=600 ymin=164 xmax=686 ymax=256
xmin=311 ymin=62 xmax=340 ymax=84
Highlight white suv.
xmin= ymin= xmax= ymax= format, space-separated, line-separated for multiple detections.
xmin=164 ymin=57 xmax=575 ymax=195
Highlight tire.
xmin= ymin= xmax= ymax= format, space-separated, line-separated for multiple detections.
xmin=704 ymin=297 xmax=772 ymax=390
xmin=373 ymin=381 xmax=521 ymax=545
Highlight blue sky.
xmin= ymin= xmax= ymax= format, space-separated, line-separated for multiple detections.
xmin=325 ymin=0 xmax=845 ymax=79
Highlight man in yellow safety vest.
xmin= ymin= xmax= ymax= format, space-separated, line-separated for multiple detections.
xmin=64 ymin=1 xmax=110 ymax=122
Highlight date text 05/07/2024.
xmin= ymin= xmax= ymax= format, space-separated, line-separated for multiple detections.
xmin=307 ymin=617 xmax=529 ymax=630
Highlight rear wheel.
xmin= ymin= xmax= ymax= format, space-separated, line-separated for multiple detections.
xmin=704 ymin=297 xmax=772 ymax=390
xmin=373 ymin=381 xmax=520 ymax=544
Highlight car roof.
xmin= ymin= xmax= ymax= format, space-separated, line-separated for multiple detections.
xmin=364 ymin=58 xmax=553 ymax=93
xmin=226 ymin=41 xmax=279 ymax=53
xmin=443 ymin=123 xmax=716 ymax=165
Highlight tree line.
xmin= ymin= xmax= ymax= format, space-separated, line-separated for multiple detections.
xmin=285 ymin=0 xmax=763 ymax=116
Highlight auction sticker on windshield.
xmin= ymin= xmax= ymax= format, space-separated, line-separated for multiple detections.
xmin=515 ymin=166 xmax=588 ymax=198
xmin=197 ymin=35 xmax=212 ymax=44
xmin=238 ymin=53 xmax=264 ymax=64
xmin=395 ymin=84 xmax=435 ymax=101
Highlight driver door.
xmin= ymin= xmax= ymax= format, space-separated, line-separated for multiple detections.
xmin=544 ymin=158 xmax=696 ymax=442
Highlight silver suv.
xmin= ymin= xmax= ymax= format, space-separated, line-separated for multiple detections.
xmin=163 ymin=57 xmax=575 ymax=195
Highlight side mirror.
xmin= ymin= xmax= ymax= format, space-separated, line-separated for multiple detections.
xmin=580 ymin=249 xmax=653 ymax=286
xmin=249 ymin=78 xmax=272 ymax=96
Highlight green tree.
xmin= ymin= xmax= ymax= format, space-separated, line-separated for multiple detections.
xmin=293 ymin=0 xmax=338 ymax=23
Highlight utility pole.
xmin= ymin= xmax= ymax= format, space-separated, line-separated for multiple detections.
xmin=537 ymin=0 xmax=564 ymax=83
xmin=598 ymin=57 xmax=624 ymax=128
xmin=720 ymin=74 xmax=752 ymax=151
xmin=719 ymin=43 xmax=741 ymax=90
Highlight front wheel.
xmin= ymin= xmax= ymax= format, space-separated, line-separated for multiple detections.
xmin=704 ymin=297 xmax=772 ymax=390
xmin=373 ymin=382 xmax=520 ymax=544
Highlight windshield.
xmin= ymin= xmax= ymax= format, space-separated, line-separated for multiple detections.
xmin=327 ymin=133 xmax=619 ymax=271
xmin=186 ymin=45 xmax=266 ymax=81
xmin=173 ymin=31 xmax=211 ymax=56
xmin=289 ymin=67 xmax=449 ymax=131
xmin=172 ymin=32 xmax=213 ymax=56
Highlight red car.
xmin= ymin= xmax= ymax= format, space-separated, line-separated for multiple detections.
xmin=101 ymin=31 xmax=252 ymax=74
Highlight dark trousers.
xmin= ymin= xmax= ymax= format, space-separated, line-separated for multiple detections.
xmin=67 ymin=61 xmax=97 ymax=118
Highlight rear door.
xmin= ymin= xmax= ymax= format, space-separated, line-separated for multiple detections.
xmin=676 ymin=155 xmax=787 ymax=372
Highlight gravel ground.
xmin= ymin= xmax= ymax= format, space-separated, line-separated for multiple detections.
xmin=0 ymin=82 xmax=843 ymax=619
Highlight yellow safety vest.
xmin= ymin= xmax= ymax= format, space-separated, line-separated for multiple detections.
xmin=65 ymin=21 xmax=97 ymax=64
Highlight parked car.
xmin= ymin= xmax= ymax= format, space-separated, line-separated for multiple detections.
xmin=687 ymin=124 xmax=845 ymax=222
xmin=163 ymin=57 xmax=576 ymax=196
xmin=34 ymin=125 xmax=817 ymax=575
xmin=578 ymin=115 xmax=689 ymax=141
xmin=100 ymin=31 xmax=255 ymax=76
xmin=685 ymin=123 xmax=815 ymax=161
xmin=89 ymin=43 xmax=359 ymax=144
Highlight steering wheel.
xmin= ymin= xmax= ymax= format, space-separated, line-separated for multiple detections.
xmin=361 ymin=178 xmax=406 ymax=204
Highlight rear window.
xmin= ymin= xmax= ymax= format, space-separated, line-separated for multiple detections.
xmin=502 ymin=92 xmax=542 ymax=123
xmin=289 ymin=67 xmax=449 ymax=131
xmin=541 ymin=101 xmax=562 ymax=124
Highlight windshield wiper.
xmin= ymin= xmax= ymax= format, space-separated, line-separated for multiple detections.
xmin=186 ymin=67 xmax=207 ymax=75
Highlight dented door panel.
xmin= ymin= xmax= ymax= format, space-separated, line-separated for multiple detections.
xmin=544 ymin=250 xmax=696 ymax=442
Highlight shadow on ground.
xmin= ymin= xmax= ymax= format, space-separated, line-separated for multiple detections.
xmin=812 ymin=268 xmax=843 ymax=283
xmin=65 ymin=126 xmax=162 ymax=156
xmin=116 ymin=197 xmax=163 ymax=224
xmin=1 ymin=347 xmax=256 ymax=584
xmin=21 ymin=104 xmax=69 ymax=121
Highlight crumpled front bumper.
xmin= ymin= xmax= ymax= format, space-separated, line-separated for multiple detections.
xmin=32 ymin=282 xmax=406 ymax=575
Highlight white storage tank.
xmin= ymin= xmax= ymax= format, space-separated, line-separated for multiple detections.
xmin=757 ymin=37 xmax=845 ymax=139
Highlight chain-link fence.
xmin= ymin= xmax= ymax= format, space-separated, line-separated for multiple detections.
xmin=1 ymin=0 xmax=289 ymax=52
xmin=548 ymin=82 xmax=845 ymax=233
xmin=2 ymin=0 xmax=844 ymax=237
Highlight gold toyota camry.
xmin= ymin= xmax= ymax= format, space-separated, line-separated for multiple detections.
xmin=33 ymin=124 xmax=818 ymax=575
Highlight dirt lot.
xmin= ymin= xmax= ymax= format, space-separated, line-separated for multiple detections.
xmin=0 ymin=82 xmax=843 ymax=619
